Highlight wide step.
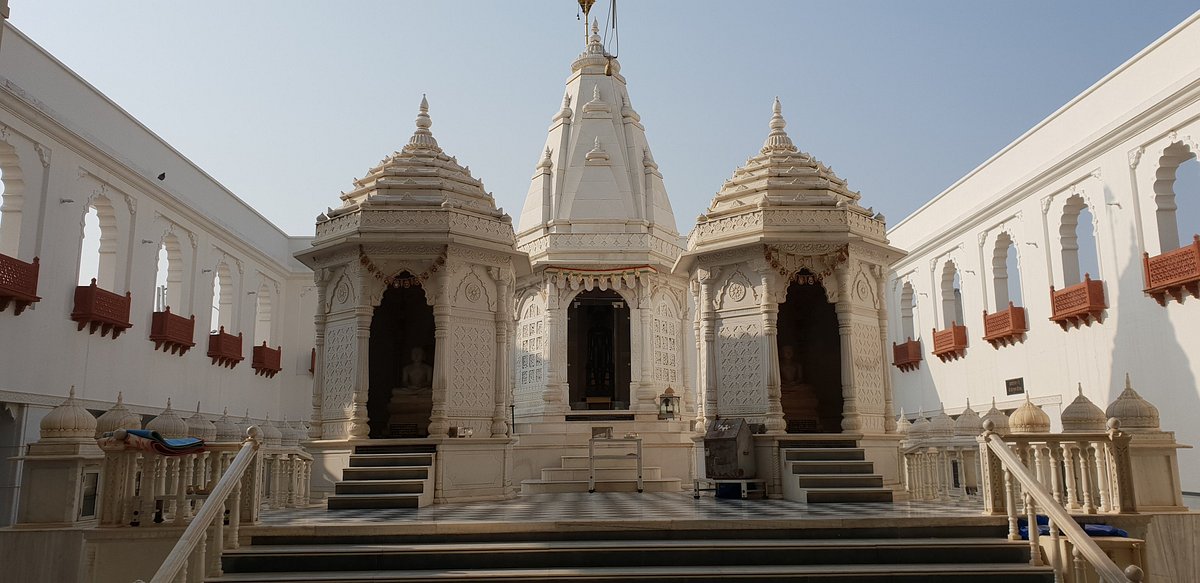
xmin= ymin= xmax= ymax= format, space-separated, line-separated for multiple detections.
xmin=210 ymin=563 xmax=1053 ymax=582
xmin=326 ymin=493 xmax=421 ymax=509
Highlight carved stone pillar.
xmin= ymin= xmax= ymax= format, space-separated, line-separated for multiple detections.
xmin=311 ymin=270 xmax=327 ymax=439
xmin=543 ymin=279 xmax=567 ymax=414
xmin=428 ymin=271 xmax=452 ymax=437
xmin=349 ymin=306 xmax=372 ymax=439
xmin=759 ymin=269 xmax=785 ymax=434
xmin=875 ymin=264 xmax=896 ymax=433
xmin=685 ymin=281 xmax=699 ymax=428
xmin=636 ymin=275 xmax=656 ymax=411
xmin=698 ymin=268 xmax=719 ymax=430
xmin=492 ymin=270 xmax=511 ymax=436
xmin=835 ymin=262 xmax=861 ymax=432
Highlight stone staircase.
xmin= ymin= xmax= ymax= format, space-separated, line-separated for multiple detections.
xmin=780 ymin=438 xmax=893 ymax=503
xmin=210 ymin=521 xmax=1053 ymax=582
xmin=520 ymin=453 xmax=682 ymax=494
xmin=326 ymin=443 xmax=435 ymax=510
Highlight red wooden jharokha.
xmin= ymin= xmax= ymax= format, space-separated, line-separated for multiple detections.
xmin=1143 ymin=234 xmax=1200 ymax=306
xmin=207 ymin=327 xmax=243 ymax=368
xmin=982 ymin=302 xmax=1028 ymax=348
xmin=71 ymin=279 xmax=132 ymax=338
xmin=149 ymin=307 xmax=196 ymax=355
xmin=931 ymin=322 xmax=968 ymax=362
xmin=1049 ymin=274 xmax=1106 ymax=329
xmin=0 ymin=253 xmax=40 ymax=315
xmin=892 ymin=338 xmax=922 ymax=372
xmin=252 ymin=342 xmax=282 ymax=378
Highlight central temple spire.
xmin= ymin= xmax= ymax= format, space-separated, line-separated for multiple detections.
xmin=515 ymin=5 xmax=680 ymax=270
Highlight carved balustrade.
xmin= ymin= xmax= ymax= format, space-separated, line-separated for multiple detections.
xmin=261 ymin=446 xmax=312 ymax=509
xmin=1143 ymin=234 xmax=1200 ymax=305
xmin=1050 ymin=275 xmax=1106 ymax=329
xmin=901 ymin=439 xmax=980 ymax=502
xmin=150 ymin=308 xmax=196 ymax=355
xmin=931 ymin=323 xmax=968 ymax=362
xmin=982 ymin=302 xmax=1028 ymax=348
xmin=892 ymin=338 xmax=922 ymax=372
xmin=207 ymin=328 xmax=243 ymax=368
xmin=978 ymin=422 xmax=1144 ymax=583
xmin=0 ymin=253 xmax=40 ymax=315
xmin=252 ymin=343 xmax=282 ymax=378
xmin=71 ymin=279 xmax=132 ymax=338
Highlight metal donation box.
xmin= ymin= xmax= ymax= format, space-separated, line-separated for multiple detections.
xmin=704 ymin=418 xmax=756 ymax=479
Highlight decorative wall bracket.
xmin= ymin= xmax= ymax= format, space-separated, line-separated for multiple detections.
xmin=892 ymin=338 xmax=922 ymax=372
xmin=982 ymin=303 xmax=1028 ymax=348
xmin=207 ymin=327 xmax=243 ymax=368
xmin=0 ymin=253 xmax=40 ymax=315
xmin=71 ymin=279 xmax=131 ymax=338
xmin=1143 ymin=235 xmax=1200 ymax=306
xmin=931 ymin=323 xmax=968 ymax=362
xmin=1050 ymin=275 xmax=1106 ymax=329
xmin=149 ymin=308 xmax=196 ymax=355
xmin=252 ymin=343 xmax=283 ymax=378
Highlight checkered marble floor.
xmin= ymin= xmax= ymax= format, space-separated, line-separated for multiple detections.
xmin=259 ymin=492 xmax=987 ymax=526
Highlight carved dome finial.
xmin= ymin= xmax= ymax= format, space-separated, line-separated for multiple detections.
xmin=1062 ymin=382 xmax=1106 ymax=432
xmin=404 ymin=94 xmax=442 ymax=154
xmin=186 ymin=401 xmax=217 ymax=442
xmin=41 ymin=385 xmax=97 ymax=440
xmin=929 ymin=404 xmax=955 ymax=437
xmin=261 ymin=413 xmax=283 ymax=447
xmin=95 ymin=391 xmax=141 ymax=438
xmin=1105 ymin=373 xmax=1160 ymax=431
xmin=982 ymin=397 xmax=1010 ymax=435
xmin=214 ymin=407 xmax=242 ymax=442
xmin=146 ymin=398 xmax=189 ymax=439
xmin=1010 ymin=393 xmax=1051 ymax=433
xmin=955 ymin=399 xmax=984 ymax=436
xmin=761 ymin=97 xmax=798 ymax=155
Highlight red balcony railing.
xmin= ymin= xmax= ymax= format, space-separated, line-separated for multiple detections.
xmin=150 ymin=308 xmax=196 ymax=355
xmin=1050 ymin=274 xmax=1106 ymax=329
xmin=71 ymin=279 xmax=132 ymax=338
xmin=931 ymin=323 xmax=968 ymax=362
xmin=982 ymin=302 xmax=1028 ymax=348
xmin=892 ymin=338 xmax=922 ymax=372
xmin=252 ymin=342 xmax=282 ymax=378
xmin=0 ymin=253 xmax=40 ymax=315
xmin=1144 ymin=235 xmax=1200 ymax=306
xmin=207 ymin=327 xmax=243 ymax=368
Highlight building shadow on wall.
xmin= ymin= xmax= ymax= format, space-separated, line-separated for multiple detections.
xmin=1105 ymin=227 xmax=1198 ymax=489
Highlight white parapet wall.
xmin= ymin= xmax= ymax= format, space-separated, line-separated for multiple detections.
xmin=886 ymin=11 xmax=1200 ymax=490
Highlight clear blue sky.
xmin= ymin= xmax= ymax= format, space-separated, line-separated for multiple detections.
xmin=10 ymin=1 xmax=1199 ymax=236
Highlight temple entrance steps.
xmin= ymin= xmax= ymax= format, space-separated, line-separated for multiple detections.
xmin=779 ymin=437 xmax=894 ymax=504
xmin=326 ymin=443 xmax=435 ymax=510
xmin=520 ymin=454 xmax=682 ymax=494
xmin=209 ymin=521 xmax=1053 ymax=582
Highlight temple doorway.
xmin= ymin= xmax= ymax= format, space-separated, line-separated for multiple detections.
xmin=777 ymin=275 xmax=843 ymax=433
xmin=368 ymin=273 xmax=435 ymax=438
xmin=567 ymin=289 xmax=631 ymax=410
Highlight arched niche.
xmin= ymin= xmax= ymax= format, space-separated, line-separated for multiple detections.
xmin=1153 ymin=141 xmax=1199 ymax=252
xmin=940 ymin=260 xmax=964 ymax=327
xmin=776 ymin=273 xmax=842 ymax=433
xmin=899 ymin=281 xmax=917 ymax=340
xmin=991 ymin=232 xmax=1022 ymax=309
xmin=368 ymin=271 xmax=435 ymax=438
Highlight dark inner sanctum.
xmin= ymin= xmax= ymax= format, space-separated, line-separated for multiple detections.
xmin=368 ymin=273 xmax=435 ymax=438
xmin=567 ymin=289 xmax=631 ymax=410
xmin=777 ymin=275 xmax=843 ymax=433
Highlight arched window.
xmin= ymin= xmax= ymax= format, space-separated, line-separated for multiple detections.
xmin=1154 ymin=142 xmax=1199 ymax=252
xmin=210 ymin=262 xmax=233 ymax=333
xmin=154 ymin=234 xmax=184 ymax=312
xmin=992 ymin=233 xmax=1022 ymax=308
xmin=254 ymin=281 xmax=272 ymax=345
xmin=1059 ymin=195 xmax=1099 ymax=287
xmin=940 ymin=261 xmax=963 ymax=327
xmin=0 ymin=142 xmax=25 ymax=257
xmin=899 ymin=282 xmax=917 ymax=340
xmin=78 ymin=196 xmax=118 ymax=288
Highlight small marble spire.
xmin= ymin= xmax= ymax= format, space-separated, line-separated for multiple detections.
xmin=761 ymin=96 xmax=798 ymax=154
xmin=404 ymin=94 xmax=442 ymax=153
xmin=538 ymin=147 xmax=553 ymax=169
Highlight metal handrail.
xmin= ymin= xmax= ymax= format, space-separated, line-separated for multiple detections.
xmin=982 ymin=423 xmax=1143 ymax=583
xmin=135 ymin=426 xmax=262 ymax=583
